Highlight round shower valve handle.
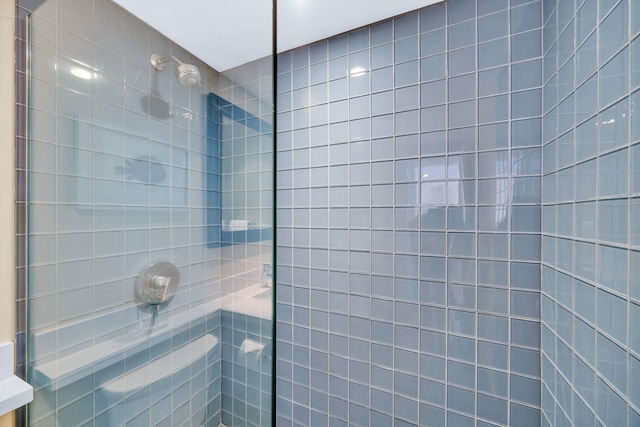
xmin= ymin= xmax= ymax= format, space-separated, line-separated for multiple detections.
xmin=136 ymin=262 xmax=180 ymax=306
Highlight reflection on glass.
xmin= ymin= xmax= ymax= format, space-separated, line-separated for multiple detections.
xmin=26 ymin=0 xmax=273 ymax=426
xmin=420 ymin=155 xmax=477 ymax=208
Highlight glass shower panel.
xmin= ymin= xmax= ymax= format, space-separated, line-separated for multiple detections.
xmin=26 ymin=0 xmax=274 ymax=426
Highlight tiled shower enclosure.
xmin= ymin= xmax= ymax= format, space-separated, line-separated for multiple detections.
xmin=18 ymin=0 xmax=640 ymax=425
xmin=541 ymin=0 xmax=640 ymax=425
xmin=275 ymin=0 xmax=544 ymax=425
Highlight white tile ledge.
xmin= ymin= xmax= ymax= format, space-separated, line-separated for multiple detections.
xmin=0 ymin=342 xmax=33 ymax=416
xmin=32 ymin=282 xmax=271 ymax=391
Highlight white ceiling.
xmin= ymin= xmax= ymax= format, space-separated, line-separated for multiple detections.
xmin=112 ymin=0 xmax=444 ymax=71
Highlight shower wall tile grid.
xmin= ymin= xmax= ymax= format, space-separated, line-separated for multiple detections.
xmin=276 ymin=0 xmax=543 ymax=426
xmin=22 ymin=0 xmax=640 ymax=425
xmin=540 ymin=0 xmax=640 ymax=425
xmin=220 ymin=310 xmax=273 ymax=427
xmin=25 ymin=0 xmax=227 ymax=425
xmin=217 ymin=61 xmax=275 ymax=427
xmin=217 ymin=59 xmax=275 ymax=293
xmin=218 ymin=58 xmax=274 ymax=236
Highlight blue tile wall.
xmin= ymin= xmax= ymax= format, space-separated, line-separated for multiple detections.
xmin=220 ymin=311 xmax=273 ymax=427
xmin=26 ymin=0 xmax=227 ymax=425
xmin=541 ymin=0 xmax=640 ymax=425
xmin=275 ymin=0 xmax=543 ymax=425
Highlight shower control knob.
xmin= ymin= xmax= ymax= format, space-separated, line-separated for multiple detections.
xmin=136 ymin=262 xmax=180 ymax=306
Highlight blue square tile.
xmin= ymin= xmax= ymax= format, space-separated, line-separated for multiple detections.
xmin=447 ymin=0 xmax=475 ymax=24
xmin=421 ymin=29 xmax=446 ymax=57
xmin=448 ymin=20 xmax=476 ymax=50
xmin=449 ymin=46 xmax=476 ymax=75
xmin=421 ymin=3 xmax=446 ymax=32
xmin=395 ymin=11 xmax=419 ymax=39
xmin=371 ymin=20 xmax=393 ymax=46
xmin=478 ymin=394 xmax=508 ymax=425
xmin=511 ymin=2 xmax=542 ymax=34
xmin=511 ymin=29 xmax=542 ymax=62
xmin=479 ymin=38 xmax=509 ymax=69
xmin=479 ymin=10 xmax=508 ymax=42
xmin=421 ymin=54 xmax=447 ymax=82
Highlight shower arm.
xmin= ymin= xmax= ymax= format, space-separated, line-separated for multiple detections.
xmin=150 ymin=54 xmax=184 ymax=71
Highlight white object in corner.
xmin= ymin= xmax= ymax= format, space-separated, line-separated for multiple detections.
xmin=0 ymin=342 xmax=33 ymax=416
xmin=228 ymin=219 xmax=249 ymax=231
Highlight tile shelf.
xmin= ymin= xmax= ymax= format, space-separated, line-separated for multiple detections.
xmin=32 ymin=282 xmax=271 ymax=391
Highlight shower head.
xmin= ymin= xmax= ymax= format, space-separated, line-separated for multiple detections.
xmin=150 ymin=53 xmax=201 ymax=88
xmin=176 ymin=63 xmax=201 ymax=88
